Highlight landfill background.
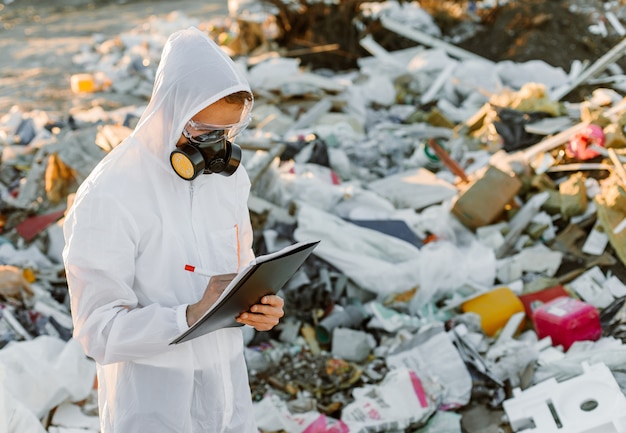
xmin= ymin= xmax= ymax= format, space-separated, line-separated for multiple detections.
xmin=4 ymin=0 xmax=626 ymax=432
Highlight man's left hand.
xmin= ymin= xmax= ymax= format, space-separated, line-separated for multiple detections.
xmin=236 ymin=295 xmax=284 ymax=331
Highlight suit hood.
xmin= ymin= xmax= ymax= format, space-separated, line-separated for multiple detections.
xmin=131 ymin=26 xmax=251 ymax=168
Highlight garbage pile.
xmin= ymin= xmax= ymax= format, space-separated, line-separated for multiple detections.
xmin=4 ymin=0 xmax=626 ymax=432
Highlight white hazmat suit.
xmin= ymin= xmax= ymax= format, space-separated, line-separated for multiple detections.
xmin=63 ymin=27 xmax=258 ymax=433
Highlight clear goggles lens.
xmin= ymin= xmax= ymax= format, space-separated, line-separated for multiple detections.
xmin=183 ymin=100 xmax=252 ymax=145
xmin=183 ymin=124 xmax=226 ymax=145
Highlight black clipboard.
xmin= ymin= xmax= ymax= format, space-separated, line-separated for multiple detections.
xmin=170 ymin=239 xmax=320 ymax=344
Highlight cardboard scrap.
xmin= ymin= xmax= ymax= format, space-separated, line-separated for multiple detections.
xmin=451 ymin=165 xmax=522 ymax=230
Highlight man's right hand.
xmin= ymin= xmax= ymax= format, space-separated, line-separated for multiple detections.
xmin=186 ymin=273 xmax=237 ymax=326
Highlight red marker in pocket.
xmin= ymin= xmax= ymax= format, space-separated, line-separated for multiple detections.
xmin=184 ymin=264 xmax=212 ymax=277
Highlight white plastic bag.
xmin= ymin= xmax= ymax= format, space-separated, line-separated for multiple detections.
xmin=342 ymin=367 xmax=439 ymax=432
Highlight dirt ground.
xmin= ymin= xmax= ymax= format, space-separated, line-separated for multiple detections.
xmin=455 ymin=0 xmax=624 ymax=70
xmin=0 ymin=0 xmax=228 ymax=117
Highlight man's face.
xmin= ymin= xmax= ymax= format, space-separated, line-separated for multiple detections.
xmin=176 ymin=98 xmax=246 ymax=147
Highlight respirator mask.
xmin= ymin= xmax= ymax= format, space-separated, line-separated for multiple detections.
xmin=170 ymin=112 xmax=251 ymax=181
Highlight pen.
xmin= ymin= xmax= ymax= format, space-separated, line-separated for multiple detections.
xmin=184 ymin=264 xmax=213 ymax=277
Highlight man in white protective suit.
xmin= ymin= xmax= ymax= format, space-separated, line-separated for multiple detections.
xmin=62 ymin=26 xmax=284 ymax=433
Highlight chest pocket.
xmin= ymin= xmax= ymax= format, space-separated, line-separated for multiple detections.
xmin=201 ymin=225 xmax=240 ymax=275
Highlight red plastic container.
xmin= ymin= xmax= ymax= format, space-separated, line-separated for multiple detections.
xmin=532 ymin=296 xmax=602 ymax=350
xmin=518 ymin=284 xmax=569 ymax=318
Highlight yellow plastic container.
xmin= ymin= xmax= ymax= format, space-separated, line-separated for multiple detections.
xmin=461 ymin=287 xmax=525 ymax=337
xmin=71 ymin=73 xmax=97 ymax=93
xmin=70 ymin=72 xmax=111 ymax=93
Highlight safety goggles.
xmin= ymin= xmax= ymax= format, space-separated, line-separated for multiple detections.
xmin=182 ymin=112 xmax=252 ymax=145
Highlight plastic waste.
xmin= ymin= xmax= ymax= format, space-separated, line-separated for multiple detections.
xmin=316 ymin=304 xmax=367 ymax=344
xmin=0 ymin=364 xmax=47 ymax=433
xmin=504 ymin=362 xmax=626 ymax=433
xmin=342 ymin=367 xmax=440 ymax=432
xmin=566 ymin=124 xmax=605 ymax=160
xmin=461 ymin=287 xmax=525 ymax=337
xmin=532 ymin=297 xmax=602 ymax=350
xmin=14 ymin=118 xmax=36 ymax=145
xmin=70 ymin=72 xmax=112 ymax=93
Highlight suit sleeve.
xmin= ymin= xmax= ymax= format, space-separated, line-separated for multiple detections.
xmin=63 ymin=191 xmax=188 ymax=365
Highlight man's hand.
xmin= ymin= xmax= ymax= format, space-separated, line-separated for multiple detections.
xmin=236 ymin=295 xmax=284 ymax=331
xmin=186 ymin=273 xmax=237 ymax=327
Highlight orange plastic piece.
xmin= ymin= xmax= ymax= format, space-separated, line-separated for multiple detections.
xmin=22 ymin=268 xmax=36 ymax=283
xmin=71 ymin=73 xmax=97 ymax=93
xmin=461 ymin=287 xmax=525 ymax=337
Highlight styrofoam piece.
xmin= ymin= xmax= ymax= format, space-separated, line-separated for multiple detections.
xmin=537 ymin=346 xmax=565 ymax=365
xmin=503 ymin=362 xmax=626 ymax=432
xmin=581 ymin=221 xmax=609 ymax=256
xmin=359 ymin=34 xmax=404 ymax=68
xmin=420 ymin=62 xmax=455 ymax=105
xmin=605 ymin=275 xmax=626 ymax=298
xmin=331 ymin=327 xmax=373 ymax=363
xmin=495 ymin=311 xmax=525 ymax=345
xmin=534 ymin=336 xmax=555 ymax=352
xmin=569 ymin=266 xmax=615 ymax=309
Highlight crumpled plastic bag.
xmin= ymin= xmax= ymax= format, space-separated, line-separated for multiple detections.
xmin=385 ymin=325 xmax=472 ymax=409
xmin=253 ymin=393 xmax=349 ymax=433
xmin=294 ymin=202 xmax=421 ymax=296
xmin=0 ymin=365 xmax=46 ymax=433
xmin=0 ymin=336 xmax=96 ymax=418
xmin=342 ymin=367 xmax=440 ymax=432
xmin=492 ymin=106 xmax=549 ymax=152
xmin=410 ymin=239 xmax=495 ymax=315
